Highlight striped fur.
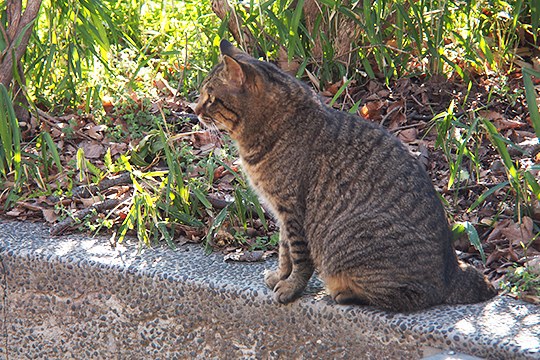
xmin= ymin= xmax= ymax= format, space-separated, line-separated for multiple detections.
xmin=194 ymin=40 xmax=496 ymax=312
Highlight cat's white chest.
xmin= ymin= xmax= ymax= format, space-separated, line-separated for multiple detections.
xmin=240 ymin=158 xmax=280 ymax=222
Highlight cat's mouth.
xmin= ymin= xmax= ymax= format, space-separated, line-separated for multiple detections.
xmin=198 ymin=115 xmax=231 ymax=134
xmin=197 ymin=115 xmax=212 ymax=127
xmin=198 ymin=115 xmax=217 ymax=130
xmin=197 ymin=116 xmax=225 ymax=136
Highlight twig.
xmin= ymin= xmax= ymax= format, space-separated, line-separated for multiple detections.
xmin=410 ymin=94 xmax=424 ymax=108
xmin=73 ymin=172 xmax=132 ymax=198
xmin=36 ymin=109 xmax=95 ymax=142
xmin=206 ymin=194 xmax=274 ymax=221
xmin=390 ymin=122 xmax=427 ymax=132
xmin=16 ymin=201 xmax=43 ymax=211
xmin=50 ymin=198 xmax=124 ymax=236
xmin=409 ymin=112 xmax=433 ymax=121
xmin=181 ymin=182 xmax=274 ymax=220
xmin=48 ymin=172 xmax=132 ymax=203
xmin=380 ymin=105 xmax=403 ymax=127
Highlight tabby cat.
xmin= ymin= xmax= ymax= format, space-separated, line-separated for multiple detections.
xmin=194 ymin=40 xmax=496 ymax=312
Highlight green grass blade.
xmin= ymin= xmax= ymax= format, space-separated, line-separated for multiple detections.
xmin=248 ymin=189 xmax=267 ymax=229
xmin=287 ymin=0 xmax=305 ymax=60
xmin=482 ymin=119 xmax=516 ymax=175
xmin=452 ymin=222 xmax=486 ymax=264
xmin=41 ymin=132 xmax=63 ymax=171
xmin=468 ymin=181 xmax=509 ymax=212
xmin=205 ymin=204 xmax=230 ymax=245
xmin=216 ymin=159 xmax=246 ymax=187
xmin=522 ymin=67 xmax=540 ymax=139
xmin=0 ymin=85 xmax=14 ymax=170
xmin=192 ymin=187 xmax=212 ymax=209
xmin=524 ymin=171 xmax=540 ymax=200
xmin=157 ymin=203 xmax=204 ymax=227
xmin=463 ymin=222 xmax=486 ymax=264
xmin=531 ymin=0 xmax=539 ymax=38
xmin=329 ymin=78 xmax=353 ymax=107
xmin=76 ymin=147 xmax=86 ymax=182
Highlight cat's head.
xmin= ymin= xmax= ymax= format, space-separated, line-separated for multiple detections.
xmin=194 ymin=40 xmax=296 ymax=138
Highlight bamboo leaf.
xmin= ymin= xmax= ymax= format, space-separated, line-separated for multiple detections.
xmin=0 ymin=85 xmax=14 ymax=170
xmin=329 ymin=78 xmax=352 ymax=107
xmin=452 ymin=222 xmax=486 ymax=264
xmin=522 ymin=67 xmax=540 ymax=138
xmin=482 ymin=119 xmax=516 ymax=174
xmin=192 ymin=187 xmax=212 ymax=209
xmin=468 ymin=181 xmax=509 ymax=212
xmin=205 ymin=204 xmax=230 ymax=245
xmin=41 ymin=132 xmax=63 ymax=171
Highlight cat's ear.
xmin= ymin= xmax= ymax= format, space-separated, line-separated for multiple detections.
xmin=220 ymin=39 xmax=241 ymax=57
xmin=222 ymin=55 xmax=245 ymax=88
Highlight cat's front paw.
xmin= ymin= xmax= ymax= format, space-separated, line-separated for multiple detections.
xmin=273 ymin=279 xmax=304 ymax=304
xmin=264 ymin=269 xmax=282 ymax=290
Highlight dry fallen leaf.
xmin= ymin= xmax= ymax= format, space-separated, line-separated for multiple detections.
xmin=87 ymin=125 xmax=107 ymax=140
xmin=526 ymin=256 xmax=540 ymax=275
xmin=109 ymin=143 xmax=128 ymax=157
xmin=42 ymin=208 xmax=59 ymax=223
xmin=486 ymin=248 xmax=507 ymax=266
xmin=398 ymin=128 xmax=418 ymax=143
xmin=191 ymin=131 xmax=217 ymax=149
xmin=5 ymin=208 xmax=23 ymax=217
xmin=213 ymin=165 xmax=226 ymax=180
xmin=102 ymin=96 xmax=114 ymax=114
xmin=80 ymin=196 xmax=104 ymax=208
xmin=276 ymin=46 xmax=300 ymax=75
xmin=479 ymin=110 xmax=524 ymax=130
xmin=322 ymin=79 xmax=344 ymax=97
xmin=360 ymin=100 xmax=385 ymax=121
xmin=213 ymin=229 xmax=235 ymax=247
xmin=224 ymin=250 xmax=266 ymax=262
xmin=499 ymin=216 xmax=534 ymax=246
xmin=80 ymin=141 xmax=105 ymax=159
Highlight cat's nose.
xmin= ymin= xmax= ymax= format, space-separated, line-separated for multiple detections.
xmin=194 ymin=102 xmax=202 ymax=116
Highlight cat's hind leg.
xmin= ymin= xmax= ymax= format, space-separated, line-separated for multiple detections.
xmin=326 ymin=273 xmax=440 ymax=311
xmin=324 ymin=274 xmax=372 ymax=306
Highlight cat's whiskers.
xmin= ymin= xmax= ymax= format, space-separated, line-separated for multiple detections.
xmin=199 ymin=119 xmax=224 ymax=146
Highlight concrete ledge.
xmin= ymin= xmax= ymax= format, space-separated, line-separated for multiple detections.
xmin=1 ymin=220 xmax=539 ymax=359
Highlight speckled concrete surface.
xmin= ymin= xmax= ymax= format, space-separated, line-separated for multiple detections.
xmin=0 ymin=220 xmax=538 ymax=359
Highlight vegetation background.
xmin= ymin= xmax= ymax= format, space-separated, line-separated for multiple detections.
xmin=1 ymin=0 xmax=539 ymax=301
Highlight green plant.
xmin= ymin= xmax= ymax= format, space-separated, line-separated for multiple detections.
xmin=433 ymin=100 xmax=483 ymax=194
xmin=482 ymin=119 xmax=540 ymax=220
xmin=0 ymin=85 xmax=21 ymax=181
xmin=452 ymin=221 xmax=486 ymax=263
xmin=522 ymin=67 xmax=540 ymax=138
xmin=249 ymin=233 xmax=280 ymax=251
xmin=0 ymin=85 xmax=22 ymax=207
xmin=27 ymin=0 xmax=118 ymax=110
xmin=501 ymin=265 xmax=540 ymax=299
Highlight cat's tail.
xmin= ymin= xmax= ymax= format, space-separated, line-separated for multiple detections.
xmin=444 ymin=262 xmax=497 ymax=305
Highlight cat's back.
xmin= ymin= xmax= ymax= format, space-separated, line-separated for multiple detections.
xmin=305 ymin=107 xmax=437 ymax=203
xmin=302 ymin=109 xmax=453 ymax=273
